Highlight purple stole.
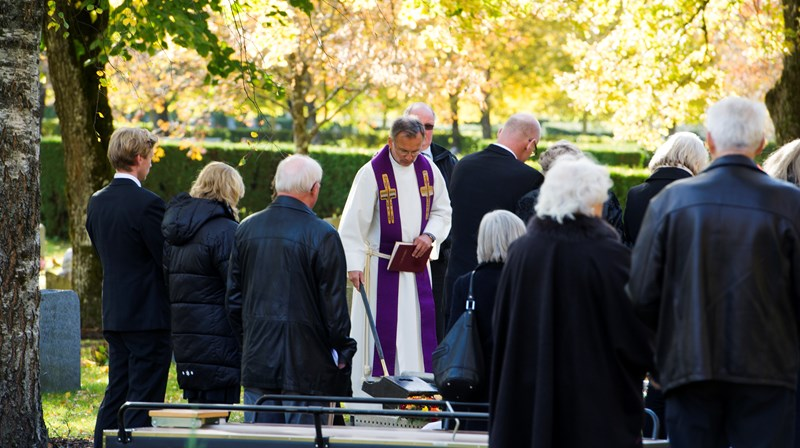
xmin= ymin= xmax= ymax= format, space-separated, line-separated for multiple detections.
xmin=370 ymin=145 xmax=437 ymax=375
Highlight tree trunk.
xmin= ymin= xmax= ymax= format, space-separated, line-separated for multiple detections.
xmin=582 ymin=111 xmax=589 ymax=134
xmin=44 ymin=0 xmax=114 ymax=331
xmin=766 ymin=0 xmax=800 ymax=146
xmin=449 ymin=93 xmax=462 ymax=152
xmin=289 ymin=55 xmax=311 ymax=154
xmin=480 ymin=69 xmax=492 ymax=139
xmin=480 ymin=102 xmax=492 ymax=139
xmin=0 ymin=0 xmax=49 ymax=445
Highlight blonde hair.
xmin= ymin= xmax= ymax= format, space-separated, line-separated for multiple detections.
xmin=190 ymin=162 xmax=245 ymax=219
xmin=648 ymin=132 xmax=709 ymax=175
xmin=476 ymin=210 xmax=527 ymax=264
xmin=764 ymin=139 xmax=800 ymax=186
xmin=107 ymin=127 xmax=158 ymax=171
xmin=536 ymin=156 xmax=612 ymax=223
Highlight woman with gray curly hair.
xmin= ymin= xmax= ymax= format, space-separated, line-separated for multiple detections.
xmin=623 ymin=132 xmax=708 ymax=245
xmin=515 ymin=140 xmax=625 ymax=237
xmin=490 ymin=157 xmax=652 ymax=448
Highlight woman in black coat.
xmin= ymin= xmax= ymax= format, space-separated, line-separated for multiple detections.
xmin=490 ymin=157 xmax=653 ymax=448
xmin=623 ymin=132 xmax=709 ymax=246
xmin=162 ymin=161 xmax=245 ymax=404
xmin=447 ymin=209 xmax=527 ymax=399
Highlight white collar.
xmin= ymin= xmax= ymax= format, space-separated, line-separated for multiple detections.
xmin=422 ymin=146 xmax=433 ymax=160
xmin=114 ymin=172 xmax=141 ymax=187
xmin=493 ymin=142 xmax=517 ymax=158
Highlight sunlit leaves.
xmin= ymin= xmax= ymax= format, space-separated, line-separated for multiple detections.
xmin=552 ymin=0 xmax=785 ymax=148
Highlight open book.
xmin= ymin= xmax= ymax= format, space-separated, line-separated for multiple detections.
xmin=387 ymin=242 xmax=432 ymax=273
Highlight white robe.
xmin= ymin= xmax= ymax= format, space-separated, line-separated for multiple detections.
xmin=338 ymin=154 xmax=451 ymax=394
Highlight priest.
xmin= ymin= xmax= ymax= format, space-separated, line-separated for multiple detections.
xmin=339 ymin=116 xmax=452 ymax=392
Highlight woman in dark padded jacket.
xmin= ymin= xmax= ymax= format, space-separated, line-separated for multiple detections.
xmin=162 ymin=161 xmax=245 ymax=404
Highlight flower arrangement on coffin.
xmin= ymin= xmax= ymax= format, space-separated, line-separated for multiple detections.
xmin=397 ymin=394 xmax=443 ymax=425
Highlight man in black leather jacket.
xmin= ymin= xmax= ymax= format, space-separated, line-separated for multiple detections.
xmin=226 ymin=154 xmax=356 ymax=424
xmin=628 ymin=97 xmax=800 ymax=448
xmin=404 ymin=102 xmax=458 ymax=341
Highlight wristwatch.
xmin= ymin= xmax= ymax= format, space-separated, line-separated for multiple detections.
xmin=423 ymin=232 xmax=436 ymax=242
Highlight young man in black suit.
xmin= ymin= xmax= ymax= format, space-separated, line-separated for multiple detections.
xmin=86 ymin=127 xmax=172 ymax=448
xmin=444 ymin=113 xmax=544 ymax=321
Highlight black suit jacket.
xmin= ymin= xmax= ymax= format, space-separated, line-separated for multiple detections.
xmin=445 ymin=144 xmax=543 ymax=294
xmin=86 ymin=177 xmax=170 ymax=331
xmin=622 ymin=167 xmax=692 ymax=245
xmin=430 ymin=142 xmax=458 ymax=188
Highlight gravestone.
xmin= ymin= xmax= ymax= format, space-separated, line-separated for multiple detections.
xmin=40 ymin=289 xmax=81 ymax=392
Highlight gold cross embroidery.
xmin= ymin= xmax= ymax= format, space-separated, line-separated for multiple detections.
xmin=379 ymin=174 xmax=397 ymax=224
xmin=419 ymin=170 xmax=434 ymax=220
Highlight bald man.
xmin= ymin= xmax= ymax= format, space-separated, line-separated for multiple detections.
xmin=444 ymin=113 xmax=544 ymax=322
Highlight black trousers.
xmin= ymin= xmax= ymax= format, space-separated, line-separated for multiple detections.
xmin=93 ymin=330 xmax=171 ymax=448
xmin=430 ymin=256 xmax=448 ymax=342
xmin=665 ymin=381 xmax=795 ymax=448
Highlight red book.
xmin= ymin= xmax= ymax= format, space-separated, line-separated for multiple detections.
xmin=387 ymin=242 xmax=432 ymax=273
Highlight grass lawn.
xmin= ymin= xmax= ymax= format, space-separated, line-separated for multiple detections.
xmin=42 ymin=340 xmax=243 ymax=441
xmin=40 ymin=238 xmax=247 ymax=442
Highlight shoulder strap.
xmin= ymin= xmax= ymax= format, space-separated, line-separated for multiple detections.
xmin=466 ymin=270 xmax=476 ymax=311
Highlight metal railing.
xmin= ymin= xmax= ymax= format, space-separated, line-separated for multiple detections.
xmin=116 ymin=396 xmax=489 ymax=447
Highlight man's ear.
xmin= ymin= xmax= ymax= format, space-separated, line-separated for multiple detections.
xmin=755 ymin=137 xmax=767 ymax=156
xmin=706 ymin=132 xmax=717 ymax=157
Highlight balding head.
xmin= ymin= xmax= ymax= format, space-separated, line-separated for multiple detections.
xmin=497 ymin=113 xmax=541 ymax=161
xmin=404 ymin=102 xmax=436 ymax=150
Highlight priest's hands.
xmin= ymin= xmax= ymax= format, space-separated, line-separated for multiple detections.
xmin=348 ymin=270 xmax=365 ymax=290
xmin=412 ymin=233 xmax=434 ymax=258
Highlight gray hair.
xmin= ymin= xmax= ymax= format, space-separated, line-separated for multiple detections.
xmin=539 ymin=140 xmax=583 ymax=174
xmin=763 ymin=139 xmax=800 ymax=186
xmin=274 ymin=154 xmax=323 ymax=195
xmin=404 ymin=102 xmax=436 ymax=122
xmin=390 ymin=116 xmax=425 ymax=141
xmin=648 ymin=132 xmax=709 ymax=175
xmin=705 ymin=96 xmax=770 ymax=154
xmin=536 ymin=156 xmax=612 ymax=223
xmin=476 ymin=210 xmax=527 ymax=264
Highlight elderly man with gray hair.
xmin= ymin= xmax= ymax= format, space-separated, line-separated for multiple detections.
xmin=339 ymin=116 xmax=452 ymax=394
xmin=628 ymin=97 xmax=800 ymax=447
xmin=227 ymin=154 xmax=356 ymax=424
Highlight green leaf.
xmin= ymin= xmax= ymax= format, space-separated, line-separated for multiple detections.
xmin=289 ymin=0 xmax=313 ymax=15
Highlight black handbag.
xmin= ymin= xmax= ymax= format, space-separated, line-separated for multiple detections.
xmin=432 ymin=271 xmax=484 ymax=401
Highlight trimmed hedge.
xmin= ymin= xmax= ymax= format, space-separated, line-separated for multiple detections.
xmin=40 ymin=138 xmax=373 ymax=239
xmin=40 ymin=138 xmax=651 ymax=240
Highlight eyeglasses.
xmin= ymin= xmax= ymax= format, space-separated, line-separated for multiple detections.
xmin=528 ymin=138 xmax=538 ymax=153
xmin=423 ymin=124 xmax=435 ymax=131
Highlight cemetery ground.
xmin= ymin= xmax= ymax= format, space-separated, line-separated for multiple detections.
xmin=41 ymin=338 xmax=245 ymax=446
xmin=39 ymin=239 xmax=243 ymax=447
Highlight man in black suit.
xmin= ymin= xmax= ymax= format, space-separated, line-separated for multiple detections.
xmin=404 ymin=102 xmax=458 ymax=341
xmin=444 ymin=113 xmax=544 ymax=321
xmin=86 ymin=127 xmax=172 ymax=448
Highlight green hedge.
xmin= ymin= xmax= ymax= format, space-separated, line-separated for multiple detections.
xmin=40 ymin=138 xmax=651 ymax=240
xmin=40 ymin=138 xmax=373 ymax=239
